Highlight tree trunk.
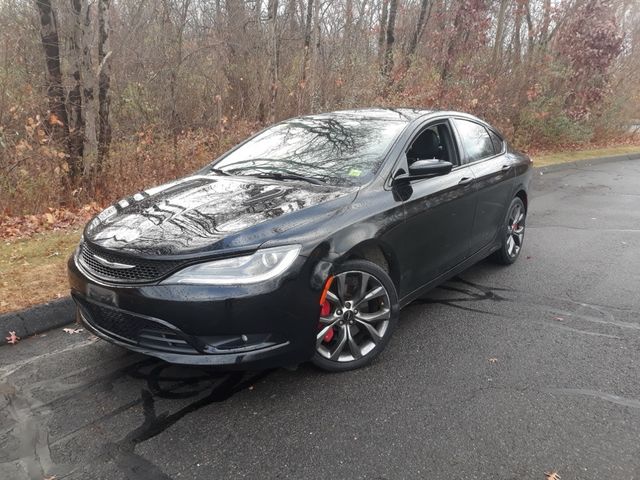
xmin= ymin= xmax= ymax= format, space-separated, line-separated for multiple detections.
xmin=97 ymin=0 xmax=112 ymax=172
xmin=34 ymin=0 xmax=70 ymax=155
xmin=68 ymin=0 xmax=84 ymax=179
xmin=299 ymin=0 xmax=314 ymax=112
xmin=404 ymin=0 xmax=431 ymax=70
xmin=301 ymin=0 xmax=313 ymax=84
xmin=80 ymin=1 xmax=98 ymax=176
xmin=267 ymin=0 xmax=279 ymax=122
xmin=381 ymin=0 xmax=398 ymax=79
xmin=345 ymin=0 xmax=353 ymax=48
xmin=539 ymin=0 xmax=551 ymax=45
xmin=310 ymin=0 xmax=321 ymax=111
xmin=492 ymin=0 xmax=508 ymax=66
xmin=524 ymin=0 xmax=534 ymax=58
xmin=377 ymin=0 xmax=389 ymax=67
xmin=440 ymin=1 xmax=464 ymax=84
xmin=513 ymin=0 xmax=523 ymax=66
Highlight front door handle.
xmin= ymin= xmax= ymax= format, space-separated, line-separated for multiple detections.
xmin=458 ymin=177 xmax=473 ymax=186
xmin=501 ymin=164 xmax=512 ymax=172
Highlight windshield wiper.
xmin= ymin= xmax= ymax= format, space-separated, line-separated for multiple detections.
xmin=254 ymin=171 xmax=324 ymax=186
xmin=208 ymin=168 xmax=231 ymax=176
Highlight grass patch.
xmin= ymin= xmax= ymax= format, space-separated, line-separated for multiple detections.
xmin=0 ymin=229 xmax=81 ymax=314
xmin=533 ymin=145 xmax=640 ymax=167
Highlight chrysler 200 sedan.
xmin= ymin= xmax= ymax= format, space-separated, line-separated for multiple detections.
xmin=69 ymin=108 xmax=532 ymax=371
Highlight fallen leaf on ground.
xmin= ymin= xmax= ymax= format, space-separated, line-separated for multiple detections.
xmin=488 ymin=358 xmax=498 ymax=363
xmin=554 ymin=316 xmax=564 ymax=321
xmin=545 ymin=471 xmax=561 ymax=480
xmin=5 ymin=331 xmax=20 ymax=344
xmin=63 ymin=328 xmax=84 ymax=334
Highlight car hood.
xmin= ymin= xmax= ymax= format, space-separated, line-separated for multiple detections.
xmin=85 ymin=174 xmax=356 ymax=256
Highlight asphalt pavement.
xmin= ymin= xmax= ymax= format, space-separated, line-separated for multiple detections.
xmin=1 ymin=157 xmax=639 ymax=480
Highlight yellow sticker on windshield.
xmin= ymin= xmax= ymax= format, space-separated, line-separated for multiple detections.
xmin=348 ymin=168 xmax=362 ymax=177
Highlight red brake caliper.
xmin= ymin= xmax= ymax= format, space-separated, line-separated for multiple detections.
xmin=319 ymin=300 xmax=334 ymax=343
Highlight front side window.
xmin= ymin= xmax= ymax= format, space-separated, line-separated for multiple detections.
xmin=211 ymin=114 xmax=408 ymax=185
xmin=453 ymin=119 xmax=495 ymax=163
xmin=407 ymin=122 xmax=459 ymax=166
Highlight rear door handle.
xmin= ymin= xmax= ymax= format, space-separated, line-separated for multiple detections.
xmin=501 ymin=164 xmax=512 ymax=172
xmin=458 ymin=177 xmax=473 ymax=186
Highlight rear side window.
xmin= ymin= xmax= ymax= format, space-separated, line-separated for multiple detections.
xmin=453 ymin=119 xmax=495 ymax=163
xmin=488 ymin=130 xmax=504 ymax=154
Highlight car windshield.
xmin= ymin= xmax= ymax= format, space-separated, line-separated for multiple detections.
xmin=210 ymin=113 xmax=408 ymax=185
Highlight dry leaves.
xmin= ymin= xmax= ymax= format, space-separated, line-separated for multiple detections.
xmin=63 ymin=327 xmax=84 ymax=334
xmin=488 ymin=357 xmax=498 ymax=364
xmin=0 ymin=203 xmax=103 ymax=240
xmin=545 ymin=471 xmax=561 ymax=480
xmin=5 ymin=331 xmax=20 ymax=344
xmin=48 ymin=112 xmax=64 ymax=127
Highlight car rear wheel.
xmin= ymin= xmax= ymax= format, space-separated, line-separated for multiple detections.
xmin=311 ymin=260 xmax=399 ymax=372
xmin=493 ymin=196 xmax=526 ymax=265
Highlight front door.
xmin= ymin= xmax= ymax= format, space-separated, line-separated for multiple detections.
xmin=393 ymin=120 xmax=477 ymax=298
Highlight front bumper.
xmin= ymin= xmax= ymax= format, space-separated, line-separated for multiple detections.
xmin=68 ymin=254 xmax=324 ymax=369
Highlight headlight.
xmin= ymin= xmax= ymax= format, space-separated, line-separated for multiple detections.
xmin=160 ymin=245 xmax=301 ymax=285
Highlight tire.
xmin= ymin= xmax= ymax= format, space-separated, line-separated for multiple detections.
xmin=311 ymin=259 xmax=399 ymax=372
xmin=492 ymin=196 xmax=526 ymax=265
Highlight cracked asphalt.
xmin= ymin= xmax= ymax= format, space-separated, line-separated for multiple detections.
xmin=1 ymin=157 xmax=640 ymax=480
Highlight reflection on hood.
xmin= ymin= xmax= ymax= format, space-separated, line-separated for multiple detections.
xmin=86 ymin=175 xmax=354 ymax=255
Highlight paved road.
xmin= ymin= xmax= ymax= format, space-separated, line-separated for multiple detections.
xmin=2 ymin=158 xmax=640 ymax=480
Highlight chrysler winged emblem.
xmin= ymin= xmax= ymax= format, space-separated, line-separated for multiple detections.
xmin=92 ymin=254 xmax=136 ymax=270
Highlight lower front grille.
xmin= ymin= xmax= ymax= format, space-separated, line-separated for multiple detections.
xmin=77 ymin=298 xmax=198 ymax=354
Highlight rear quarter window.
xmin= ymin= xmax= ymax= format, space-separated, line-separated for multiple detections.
xmin=453 ymin=119 xmax=495 ymax=163
xmin=488 ymin=130 xmax=504 ymax=154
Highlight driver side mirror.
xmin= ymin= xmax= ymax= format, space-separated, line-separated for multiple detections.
xmin=408 ymin=159 xmax=453 ymax=178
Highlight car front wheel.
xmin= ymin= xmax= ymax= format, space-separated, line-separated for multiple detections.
xmin=312 ymin=259 xmax=399 ymax=372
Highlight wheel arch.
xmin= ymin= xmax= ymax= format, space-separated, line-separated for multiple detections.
xmin=515 ymin=189 xmax=528 ymax=212
xmin=338 ymin=240 xmax=401 ymax=290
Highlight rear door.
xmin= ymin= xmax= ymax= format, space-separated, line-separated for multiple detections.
xmin=393 ymin=118 xmax=477 ymax=297
xmin=452 ymin=118 xmax=515 ymax=253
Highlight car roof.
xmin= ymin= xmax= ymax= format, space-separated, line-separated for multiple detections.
xmin=299 ymin=108 xmax=433 ymax=123
xmin=297 ymin=108 xmax=489 ymax=126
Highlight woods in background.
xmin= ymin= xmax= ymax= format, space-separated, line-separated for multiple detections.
xmin=0 ymin=0 xmax=638 ymax=214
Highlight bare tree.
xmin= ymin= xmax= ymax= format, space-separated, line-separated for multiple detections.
xmin=80 ymin=0 xmax=98 ymax=174
xmin=267 ymin=0 xmax=280 ymax=122
xmin=97 ymin=0 xmax=112 ymax=170
xmin=34 ymin=0 xmax=70 ymax=150
xmin=377 ymin=0 xmax=389 ymax=66
xmin=404 ymin=0 xmax=432 ymax=70
xmin=381 ymin=0 xmax=398 ymax=79
xmin=310 ymin=0 xmax=321 ymax=110
xmin=68 ymin=0 xmax=84 ymax=179
xmin=492 ymin=0 xmax=508 ymax=66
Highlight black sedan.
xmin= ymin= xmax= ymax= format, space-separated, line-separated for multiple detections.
xmin=68 ymin=108 xmax=532 ymax=371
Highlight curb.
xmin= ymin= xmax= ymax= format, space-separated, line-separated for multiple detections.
xmin=1 ymin=151 xmax=639 ymax=345
xmin=1 ymin=297 xmax=75 ymax=345
xmin=535 ymin=152 xmax=640 ymax=174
